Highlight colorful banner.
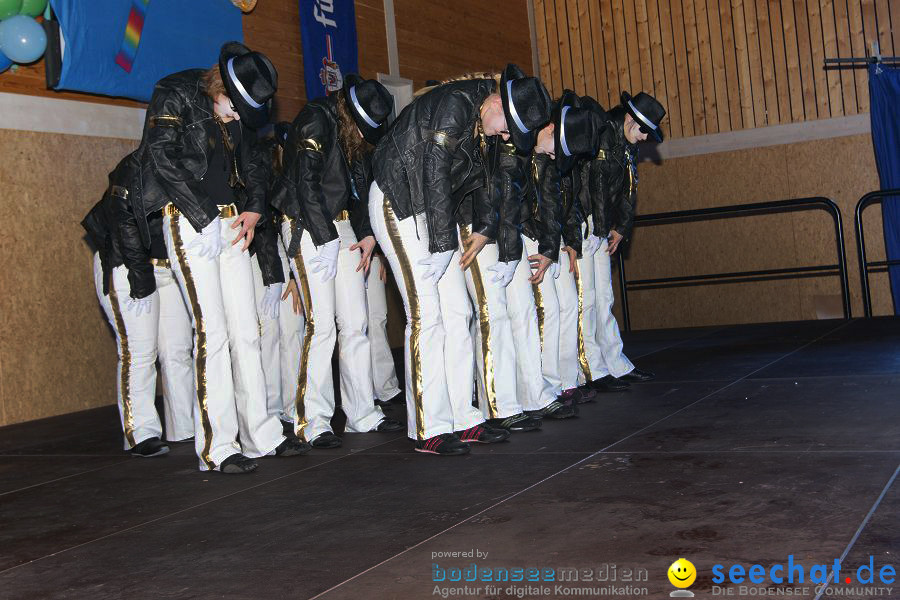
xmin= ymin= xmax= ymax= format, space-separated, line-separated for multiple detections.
xmin=298 ymin=0 xmax=358 ymax=100
xmin=50 ymin=0 xmax=242 ymax=102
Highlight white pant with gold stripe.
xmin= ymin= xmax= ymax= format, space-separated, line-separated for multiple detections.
xmin=554 ymin=243 xmax=583 ymax=391
xmin=94 ymin=253 xmax=163 ymax=450
xmin=280 ymin=218 xmax=385 ymax=442
xmin=164 ymin=213 xmax=286 ymax=470
xmin=367 ymin=254 xmax=402 ymax=402
xmin=368 ymin=183 xmax=484 ymax=440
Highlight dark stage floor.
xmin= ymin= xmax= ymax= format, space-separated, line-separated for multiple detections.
xmin=1 ymin=318 xmax=898 ymax=600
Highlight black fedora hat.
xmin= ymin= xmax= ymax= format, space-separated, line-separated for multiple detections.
xmin=219 ymin=41 xmax=278 ymax=130
xmin=554 ymin=91 xmax=604 ymax=173
xmin=342 ymin=73 xmax=394 ymax=145
xmin=621 ymin=91 xmax=665 ymax=142
xmin=500 ymin=63 xmax=552 ymax=153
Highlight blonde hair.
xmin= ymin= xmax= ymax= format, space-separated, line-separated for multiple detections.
xmin=202 ymin=66 xmax=226 ymax=100
xmin=413 ymin=71 xmax=501 ymax=97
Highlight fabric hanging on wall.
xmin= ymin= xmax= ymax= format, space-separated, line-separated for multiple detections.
xmin=298 ymin=0 xmax=358 ymax=100
xmin=868 ymin=64 xmax=900 ymax=314
xmin=50 ymin=0 xmax=243 ymax=102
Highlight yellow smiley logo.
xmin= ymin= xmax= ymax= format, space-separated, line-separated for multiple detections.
xmin=668 ymin=558 xmax=697 ymax=588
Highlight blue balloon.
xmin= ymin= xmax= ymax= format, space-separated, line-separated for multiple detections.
xmin=0 ymin=48 xmax=12 ymax=74
xmin=0 ymin=15 xmax=46 ymax=64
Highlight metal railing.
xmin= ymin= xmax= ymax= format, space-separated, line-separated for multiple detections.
xmin=616 ymin=197 xmax=851 ymax=332
xmin=855 ymin=188 xmax=900 ymax=317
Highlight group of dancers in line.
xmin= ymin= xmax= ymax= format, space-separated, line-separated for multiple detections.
xmin=83 ymin=41 xmax=666 ymax=473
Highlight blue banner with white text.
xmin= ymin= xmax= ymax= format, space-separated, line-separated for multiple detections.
xmin=298 ymin=0 xmax=358 ymax=101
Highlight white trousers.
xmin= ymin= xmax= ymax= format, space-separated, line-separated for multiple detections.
xmin=368 ymin=183 xmax=483 ymax=440
xmin=459 ymin=229 xmax=521 ymax=420
xmin=94 ymin=254 xmax=163 ymax=450
xmin=591 ymin=237 xmax=634 ymax=377
xmin=281 ymin=218 xmax=385 ymax=441
xmin=367 ymin=254 xmax=402 ymax=401
xmin=164 ymin=213 xmax=285 ymax=470
xmin=523 ymin=237 xmax=563 ymax=400
xmin=154 ymin=261 xmax=195 ymax=442
xmin=278 ymin=242 xmax=304 ymax=423
xmin=554 ymin=243 xmax=583 ymax=391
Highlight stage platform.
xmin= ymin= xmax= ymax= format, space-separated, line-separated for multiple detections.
xmin=1 ymin=318 xmax=898 ymax=599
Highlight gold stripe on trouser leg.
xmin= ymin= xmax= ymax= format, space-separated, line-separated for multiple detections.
xmin=169 ymin=214 xmax=216 ymax=470
xmin=532 ymin=283 xmax=544 ymax=352
xmin=459 ymin=225 xmax=499 ymax=419
xmin=382 ymin=197 xmax=425 ymax=440
xmin=292 ymin=250 xmax=313 ymax=441
xmin=107 ymin=281 xmax=136 ymax=447
xmin=574 ymin=259 xmax=593 ymax=382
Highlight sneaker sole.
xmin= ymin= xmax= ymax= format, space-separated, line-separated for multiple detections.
xmin=220 ymin=464 xmax=258 ymax=474
xmin=131 ymin=446 xmax=170 ymax=458
xmin=414 ymin=447 xmax=470 ymax=455
xmin=509 ymin=424 xmax=542 ymax=432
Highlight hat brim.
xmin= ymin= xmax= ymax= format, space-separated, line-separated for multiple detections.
xmin=342 ymin=73 xmax=387 ymax=145
xmin=621 ymin=91 xmax=663 ymax=142
xmin=501 ymin=67 xmax=537 ymax=153
xmin=219 ymin=42 xmax=271 ymax=130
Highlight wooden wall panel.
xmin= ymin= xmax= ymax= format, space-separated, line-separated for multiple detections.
xmin=533 ymin=0 xmax=894 ymax=139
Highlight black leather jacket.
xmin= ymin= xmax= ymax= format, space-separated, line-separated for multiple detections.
xmin=582 ymin=107 xmax=637 ymax=240
xmin=373 ymin=79 xmax=499 ymax=254
xmin=520 ymin=153 xmax=563 ymax=262
xmin=561 ymin=166 xmax=584 ymax=256
xmin=138 ymin=69 xmax=270 ymax=237
xmin=82 ymin=152 xmax=164 ymax=299
xmin=271 ymin=94 xmax=374 ymax=257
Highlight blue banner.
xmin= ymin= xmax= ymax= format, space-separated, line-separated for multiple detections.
xmin=50 ymin=0 xmax=242 ymax=102
xmin=298 ymin=0 xmax=358 ymax=101
xmin=868 ymin=64 xmax=900 ymax=314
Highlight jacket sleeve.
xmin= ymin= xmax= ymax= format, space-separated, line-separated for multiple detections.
xmin=422 ymin=93 xmax=473 ymax=254
xmin=281 ymin=106 xmax=339 ymax=247
xmin=536 ymin=160 xmax=561 ymax=261
xmin=614 ymin=151 xmax=636 ymax=240
xmin=349 ymin=153 xmax=374 ymax=241
xmin=251 ymin=217 xmax=286 ymax=286
xmin=495 ymin=147 xmax=526 ymax=263
xmin=560 ymin=173 xmax=583 ymax=256
xmin=241 ymin=135 xmax=270 ymax=217
xmin=143 ymin=84 xmax=217 ymax=230
xmin=587 ymin=159 xmax=608 ymax=238
xmin=110 ymin=190 xmax=156 ymax=300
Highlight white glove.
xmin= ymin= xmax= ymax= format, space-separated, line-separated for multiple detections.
xmin=261 ymin=283 xmax=282 ymax=319
xmin=187 ymin=216 xmax=223 ymax=259
xmin=584 ymin=234 xmax=602 ymax=256
xmin=308 ymin=238 xmax=340 ymax=282
xmin=126 ymin=296 xmax=152 ymax=317
xmin=487 ymin=260 xmax=518 ymax=288
xmin=418 ymin=250 xmax=454 ymax=281
xmin=549 ymin=261 xmax=560 ymax=279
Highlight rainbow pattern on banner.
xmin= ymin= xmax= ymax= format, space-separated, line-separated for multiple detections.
xmin=114 ymin=0 xmax=150 ymax=73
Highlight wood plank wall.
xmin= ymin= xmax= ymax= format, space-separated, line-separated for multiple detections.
xmin=533 ymin=0 xmax=899 ymax=138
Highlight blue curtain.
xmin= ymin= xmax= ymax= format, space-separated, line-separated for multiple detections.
xmin=868 ymin=64 xmax=900 ymax=314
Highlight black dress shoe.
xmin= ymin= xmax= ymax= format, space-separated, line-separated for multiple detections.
xmin=590 ymin=375 xmax=631 ymax=392
xmin=274 ymin=437 xmax=312 ymax=456
xmin=375 ymin=391 xmax=404 ymax=407
xmin=130 ymin=437 xmax=169 ymax=457
xmin=620 ymin=367 xmax=655 ymax=382
xmin=375 ymin=418 xmax=404 ymax=432
xmin=219 ymin=453 xmax=258 ymax=474
xmin=280 ymin=420 xmax=296 ymax=438
xmin=311 ymin=431 xmax=343 ymax=449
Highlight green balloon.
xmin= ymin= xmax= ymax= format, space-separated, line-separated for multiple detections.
xmin=0 ymin=0 xmax=23 ymax=20
xmin=18 ymin=0 xmax=46 ymax=17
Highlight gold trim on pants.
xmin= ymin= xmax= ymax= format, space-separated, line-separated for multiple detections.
xmin=459 ymin=225 xmax=499 ymax=419
xmin=532 ymin=283 xmax=544 ymax=352
xmin=574 ymin=260 xmax=593 ymax=382
xmin=107 ymin=282 xmax=136 ymax=447
xmin=292 ymin=250 xmax=313 ymax=441
xmin=169 ymin=214 xmax=216 ymax=470
xmin=382 ymin=197 xmax=425 ymax=440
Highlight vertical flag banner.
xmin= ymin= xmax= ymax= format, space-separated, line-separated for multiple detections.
xmin=298 ymin=0 xmax=358 ymax=100
xmin=114 ymin=0 xmax=150 ymax=73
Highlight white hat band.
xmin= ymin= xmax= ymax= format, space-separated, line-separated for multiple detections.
xmin=227 ymin=57 xmax=264 ymax=109
xmin=350 ymin=85 xmax=381 ymax=129
xmin=559 ymin=105 xmax=572 ymax=156
xmin=627 ymin=99 xmax=658 ymax=131
xmin=506 ymin=80 xmax=530 ymax=134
